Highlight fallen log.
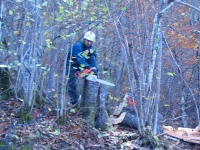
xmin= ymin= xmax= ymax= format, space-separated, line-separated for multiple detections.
xmin=116 ymin=111 xmax=139 ymax=129
xmin=110 ymin=108 xmax=163 ymax=134
xmin=163 ymin=125 xmax=200 ymax=144
xmin=110 ymin=93 xmax=163 ymax=134
xmin=110 ymin=112 xmax=127 ymax=125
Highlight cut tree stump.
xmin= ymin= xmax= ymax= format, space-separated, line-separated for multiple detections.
xmin=95 ymin=84 xmax=113 ymax=131
xmin=82 ymin=80 xmax=98 ymax=127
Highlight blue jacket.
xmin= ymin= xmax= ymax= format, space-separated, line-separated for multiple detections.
xmin=67 ymin=41 xmax=98 ymax=70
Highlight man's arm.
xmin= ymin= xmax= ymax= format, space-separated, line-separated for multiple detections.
xmin=86 ymin=55 xmax=98 ymax=75
xmin=72 ymin=44 xmax=91 ymax=69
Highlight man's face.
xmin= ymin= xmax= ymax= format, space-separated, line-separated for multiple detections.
xmin=84 ymin=39 xmax=93 ymax=47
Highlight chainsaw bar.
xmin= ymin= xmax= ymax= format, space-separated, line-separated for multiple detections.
xmin=86 ymin=75 xmax=115 ymax=86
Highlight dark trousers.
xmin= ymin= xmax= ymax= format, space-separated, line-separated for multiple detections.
xmin=66 ymin=67 xmax=78 ymax=105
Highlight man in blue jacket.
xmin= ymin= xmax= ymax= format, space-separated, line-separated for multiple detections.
xmin=66 ymin=31 xmax=98 ymax=105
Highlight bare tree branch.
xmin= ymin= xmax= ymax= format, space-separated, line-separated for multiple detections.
xmin=163 ymin=32 xmax=200 ymax=124
xmin=174 ymin=0 xmax=200 ymax=12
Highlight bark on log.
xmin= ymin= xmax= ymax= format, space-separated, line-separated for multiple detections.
xmin=110 ymin=106 xmax=163 ymax=134
xmin=82 ymin=80 xmax=98 ymax=127
xmin=95 ymin=84 xmax=113 ymax=131
xmin=119 ymin=111 xmax=139 ymax=129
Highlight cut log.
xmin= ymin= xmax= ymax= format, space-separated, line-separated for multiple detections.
xmin=119 ymin=111 xmax=139 ymax=129
xmin=163 ymin=125 xmax=200 ymax=144
xmin=110 ymin=93 xmax=164 ymax=134
xmin=194 ymin=124 xmax=200 ymax=132
xmin=113 ymin=103 xmax=124 ymax=116
xmin=110 ymin=112 xmax=127 ymax=125
xmin=111 ymin=110 xmax=161 ymax=131
xmin=113 ymin=93 xmax=129 ymax=116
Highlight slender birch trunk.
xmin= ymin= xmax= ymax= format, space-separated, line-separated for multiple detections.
xmin=60 ymin=51 xmax=68 ymax=117
xmin=153 ymin=15 xmax=163 ymax=134
xmin=0 ymin=1 xmax=3 ymax=41
xmin=181 ymin=88 xmax=188 ymax=127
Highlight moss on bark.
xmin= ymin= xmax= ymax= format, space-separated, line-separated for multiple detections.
xmin=56 ymin=115 xmax=66 ymax=125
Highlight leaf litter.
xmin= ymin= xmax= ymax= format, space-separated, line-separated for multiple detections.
xmin=0 ymin=98 xmax=200 ymax=150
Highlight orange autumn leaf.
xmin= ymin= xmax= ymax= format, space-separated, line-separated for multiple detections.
xmin=127 ymin=96 xmax=138 ymax=108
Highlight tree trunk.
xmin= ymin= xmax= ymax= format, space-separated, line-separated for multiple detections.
xmin=95 ymin=84 xmax=113 ymax=131
xmin=153 ymin=14 xmax=163 ymax=134
xmin=181 ymin=88 xmax=188 ymax=127
xmin=0 ymin=0 xmax=3 ymax=41
xmin=82 ymin=80 xmax=98 ymax=127
xmin=0 ymin=67 xmax=9 ymax=96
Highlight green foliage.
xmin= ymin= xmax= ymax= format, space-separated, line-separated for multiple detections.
xmin=18 ymin=113 xmax=32 ymax=122
xmin=67 ymin=32 xmax=76 ymax=37
xmin=14 ymin=31 xmax=19 ymax=35
xmin=42 ymin=1 xmax=48 ymax=6
xmin=18 ymin=106 xmax=32 ymax=122
xmin=53 ymin=93 xmax=58 ymax=98
xmin=49 ymin=129 xmax=61 ymax=135
xmin=70 ymin=109 xmax=76 ymax=113
xmin=102 ymin=7 xmax=108 ymax=12
xmin=91 ymin=16 xmax=97 ymax=21
xmin=82 ymin=6 xmax=87 ymax=11
xmin=45 ymin=39 xmax=52 ymax=48
xmin=56 ymin=16 xmax=62 ymax=22
xmin=164 ymin=103 xmax=169 ymax=106
xmin=26 ymin=22 xmax=31 ymax=26
xmin=59 ymin=6 xmax=64 ymax=14
xmin=9 ymin=10 xmax=14 ymax=15
xmin=120 ymin=7 xmax=126 ymax=11
xmin=167 ymin=72 xmax=174 ymax=76
xmin=0 ymin=93 xmax=11 ymax=101
xmin=109 ymin=95 xmax=119 ymax=101
xmin=20 ymin=146 xmax=32 ymax=150
xmin=0 ymin=140 xmax=6 ymax=149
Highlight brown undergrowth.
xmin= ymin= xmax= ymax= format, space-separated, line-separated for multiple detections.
xmin=0 ymin=98 xmax=199 ymax=150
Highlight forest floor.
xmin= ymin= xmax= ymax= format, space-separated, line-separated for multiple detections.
xmin=0 ymin=98 xmax=200 ymax=150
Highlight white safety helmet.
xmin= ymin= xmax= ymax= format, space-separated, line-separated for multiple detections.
xmin=84 ymin=31 xmax=95 ymax=42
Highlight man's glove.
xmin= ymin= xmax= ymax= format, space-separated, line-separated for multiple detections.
xmin=75 ymin=68 xmax=96 ymax=78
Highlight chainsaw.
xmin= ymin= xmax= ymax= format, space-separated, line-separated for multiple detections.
xmin=75 ymin=69 xmax=115 ymax=87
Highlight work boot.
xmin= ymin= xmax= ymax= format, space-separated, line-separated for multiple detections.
xmin=70 ymin=95 xmax=81 ymax=106
xmin=70 ymin=99 xmax=78 ymax=105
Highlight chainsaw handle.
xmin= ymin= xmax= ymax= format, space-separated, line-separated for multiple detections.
xmin=74 ymin=68 xmax=92 ymax=77
xmin=90 ymin=67 xmax=96 ymax=70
